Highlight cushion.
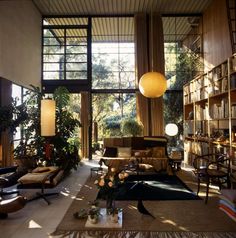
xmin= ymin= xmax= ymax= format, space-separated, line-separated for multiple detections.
xmin=103 ymin=147 xmax=117 ymax=157
xmin=152 ymin=147 xmax=166 ymax=157
xmin=117 ymin=147 xmax=132 ymax=158
xmin=138 ymin=163 xmax=154 ymax=172
xmin=32 ymin=167 xmax=50 ymax=173
xmin=132 ymin=149 xmax=152 ymax=157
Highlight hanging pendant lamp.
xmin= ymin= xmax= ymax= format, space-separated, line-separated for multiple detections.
xmin=139 ymin=12 xmax=167 ymax=98
xmin=139 ymin=72 xmax=167 ymax=98
xmin=41 ymin=99 xmax=56 ymax=136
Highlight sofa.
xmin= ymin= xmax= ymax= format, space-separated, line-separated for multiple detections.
xmin=100 ymin=136 xmax=172 ymax=174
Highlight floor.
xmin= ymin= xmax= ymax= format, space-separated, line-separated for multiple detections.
xmin=0 ymin=160 xmax=235 ymax=238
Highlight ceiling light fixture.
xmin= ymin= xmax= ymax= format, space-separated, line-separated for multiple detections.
xmin=139 ymin=11 xmax=167 ymax=98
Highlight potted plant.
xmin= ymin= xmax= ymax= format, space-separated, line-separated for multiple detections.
xmin=87 ymin=205 xmax=100 ymax=224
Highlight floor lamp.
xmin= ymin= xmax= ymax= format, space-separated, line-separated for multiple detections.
xmin=41 ymin=99 xmax=56 ymax=163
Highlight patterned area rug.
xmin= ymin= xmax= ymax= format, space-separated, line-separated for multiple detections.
xmin=51 ymin=175 xmax=236 ymax=238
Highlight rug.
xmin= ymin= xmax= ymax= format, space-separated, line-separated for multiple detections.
xmin=97 ymin=174 xmax=201 ymax=201
xmin=51 ymin=174 xmax=236 ymax=237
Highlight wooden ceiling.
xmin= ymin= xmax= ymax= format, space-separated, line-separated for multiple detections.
xmin=37 ymin=0 xmax=213 ymax=43
xmin=33 ymin=0 xmax=212 ymax=16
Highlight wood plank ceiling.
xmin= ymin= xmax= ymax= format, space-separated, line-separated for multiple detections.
xmin=34 ymin=0 xmax=213 ymax=43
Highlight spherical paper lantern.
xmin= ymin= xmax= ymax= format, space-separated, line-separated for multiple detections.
xmin=139 ymin=72 xmax=167 ymax=98
xmin=165 ymin=123 xmax=178 ymax=136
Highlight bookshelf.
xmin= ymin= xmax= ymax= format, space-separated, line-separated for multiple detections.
xmin=183 ymin=53 xmax=236 ymax=169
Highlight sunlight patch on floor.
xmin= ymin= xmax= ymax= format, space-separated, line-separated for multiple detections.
xmin=28 ymin=220 xmax=42 ymax=229
xmin=161 ymin=218 xmax=188 ymax=231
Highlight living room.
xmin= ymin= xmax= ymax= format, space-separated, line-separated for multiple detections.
xmin=0 ymin=0 xmax=236 ymax=237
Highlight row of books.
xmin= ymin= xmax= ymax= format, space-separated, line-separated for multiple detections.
xmin=219 ymin=189 xmax=236 ymax=222
xmin=195 ymin=104 xmax=208 ymax=120
xmin=209 ymin=99 xmax=229 ymax=119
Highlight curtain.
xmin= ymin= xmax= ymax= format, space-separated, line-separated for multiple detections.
xmin=135 ymin=13 xmax=165 ymax=136
xmin=80 ymin=92 xmax=90 ymax=159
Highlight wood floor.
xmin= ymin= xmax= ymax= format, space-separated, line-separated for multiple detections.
xmin=0 ymin=160 xmax=235 ymax=238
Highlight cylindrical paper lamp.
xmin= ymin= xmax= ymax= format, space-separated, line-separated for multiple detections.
xmin=41 ymin=99 xmax=56 ymax=136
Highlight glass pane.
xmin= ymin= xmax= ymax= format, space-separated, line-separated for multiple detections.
xmin=92 ymin=53 xmax=118 ymax=70
xmin=66 ymin=45 xmax=87 ymax=54
xmin=43 ymin=71 xmax=64 ymax=80
xmin=66 ymin=63 xmax=87 ymax=71
xmin=92 ymin=93 xmax=136 ymax=144
xmin=43 ymin=63 xmax=64 ymax=71
xmin=44 ymin=54 xmax=64 ymax=63
xmin=43 ymin=46 xmax=64 ymax=54
xmin=44 ymin=37 xmax=64 ymax=46
xmin=120 ymin=71 xmax=135 ymax=89
xmin=66 ymin=71 xmax=87 ymax=80
xmin=66 ymin=54 xmax=87 ymax=62
xmin=12 ymin=84 xmax=22 ymax=105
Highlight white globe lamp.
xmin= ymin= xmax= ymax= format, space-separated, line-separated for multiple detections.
xmin=165 ymin=123 xmax=178 ymax=137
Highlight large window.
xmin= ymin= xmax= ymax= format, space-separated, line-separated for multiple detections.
xmin=41 ymin=16 xmax=203 ymax=154
xmin=43 ymin=18 xmax=89 ymax=81
xmin=12 ymin=84 xmax=28 ymax=148
xmin=92 ymin=17 xmax=135 ymax=89
xmin=163 ymin=16 xmax=203 ymax=147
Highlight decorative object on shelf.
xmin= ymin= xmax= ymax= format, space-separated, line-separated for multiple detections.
xmin=95 ymin=169 xmax=128 ymax=214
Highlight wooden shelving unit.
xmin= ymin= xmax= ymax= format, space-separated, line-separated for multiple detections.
xmin=183 ymin=53 xmax=236 ymax=170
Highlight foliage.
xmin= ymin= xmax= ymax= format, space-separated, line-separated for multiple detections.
xmin=51 ymin=86 xmax=81 ymax=174
xmin=164 ymin=46 xmax=202 ymax=148
xmin=14 ymin=85 xmax=43 ymax=158
xmin=122 ymin=118 xmax=143 ymax=137
xmin=13 ymin=85 xmax=81 ymax=175
xmin=0 ymin=99 xmax=28 ymax=135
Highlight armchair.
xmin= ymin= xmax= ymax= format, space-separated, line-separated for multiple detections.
xmin=193 ymin=154 xmax=231 ymax=203
xmin=0 ymin=166 xmax=23 ymax=198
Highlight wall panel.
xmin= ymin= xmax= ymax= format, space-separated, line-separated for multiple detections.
xmin=0 ymin=0 xmax=41 ymax=88
xmin=203 ymin=0 xmax=232 ymax=70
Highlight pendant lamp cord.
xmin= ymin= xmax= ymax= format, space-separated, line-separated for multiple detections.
xmin=150 ymin=9 xmax=154 ymax=72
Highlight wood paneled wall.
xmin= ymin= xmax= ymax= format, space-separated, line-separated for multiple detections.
xmin=203 ymin=0 xmax=232 ymax=70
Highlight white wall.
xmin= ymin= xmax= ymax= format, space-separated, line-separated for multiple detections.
xmin=0 ymin=0 xmax=42 ymax=88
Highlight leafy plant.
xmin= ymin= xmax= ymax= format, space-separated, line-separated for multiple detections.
xmin=13 ymin=85 xmax=81 ymax=175
xmin=122 ymin=118 xmax=143 ymax=137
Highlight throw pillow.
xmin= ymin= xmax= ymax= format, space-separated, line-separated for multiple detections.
xmin=103 ymin=147 xmax=117 ymax=157
xmin=132 ymin=149 xmax=152 ymax=157
xmin=152 ymin=147 xmax=165 ymax=157
xmin=117 ymin=147 xmax=132 ymax=158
